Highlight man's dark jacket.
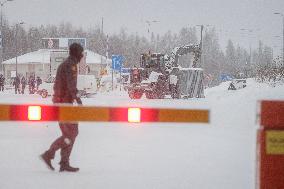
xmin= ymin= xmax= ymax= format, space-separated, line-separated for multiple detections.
xmin=53 ymin=56 xmax=79 ymax=103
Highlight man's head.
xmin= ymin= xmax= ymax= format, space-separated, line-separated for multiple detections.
xmin=69 ymin=43 xmax=84 ymax=63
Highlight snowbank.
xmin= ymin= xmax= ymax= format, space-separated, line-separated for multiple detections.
xmin=0 ymin=78 xmax=283 ymax=189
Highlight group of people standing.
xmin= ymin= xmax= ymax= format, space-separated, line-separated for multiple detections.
xmin=13 ymin=75 xmax=42 ymax=94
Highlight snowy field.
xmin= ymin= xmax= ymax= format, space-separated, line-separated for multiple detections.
xmin=0 ymin=79 xmax=283 ymax=189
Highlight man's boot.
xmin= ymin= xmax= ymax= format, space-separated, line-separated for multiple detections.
xmin=40 ymin=152 xmax=55 ymax=171
xmin=59 ymin=163 xmax=79 ymax=172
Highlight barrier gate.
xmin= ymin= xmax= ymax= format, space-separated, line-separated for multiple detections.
xmin=2 ymin=101 xmax=284 ymax=188
xmin=0 ymin=104 xmax=210 ymax=123
xmin=257 ymin=100 xmax=284 ymax=189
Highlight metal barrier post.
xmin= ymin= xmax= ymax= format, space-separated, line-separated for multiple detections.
xmin=257 ymin=100 xmax=284 ymax=189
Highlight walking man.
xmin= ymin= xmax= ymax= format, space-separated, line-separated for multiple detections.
xmin=40 ymin=43 xmax=83 ymax=172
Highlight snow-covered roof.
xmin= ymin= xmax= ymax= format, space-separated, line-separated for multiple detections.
xmin=85 ymin=50 xmax=111 ymax=65
xmin=2 ymin=49 xmax=111 ymax=65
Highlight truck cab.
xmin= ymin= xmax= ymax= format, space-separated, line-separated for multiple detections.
xmin=140 ymin=53 xmax=165 ymax=72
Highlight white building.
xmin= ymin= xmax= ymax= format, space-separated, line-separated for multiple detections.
xmin=2 ymin=49 xmax=110 ymax=80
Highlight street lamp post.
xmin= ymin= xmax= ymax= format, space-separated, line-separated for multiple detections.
xmin=15 ymin=21 xmax=24 ymax=77
xmin=240 ymin=28 xmax=255 ymax=75
xmin=146 ymin=20 xmax=159 ymax=36
xmin=274 ymin=12 xmax=284 ymax=66
xmin=145 ymin=20 xmax=159 ymax=51
xmin=196 ymin=25 xmax=208 ymax=68
xmin=196 ymin=24 xmax=212 ymax=65
xmin=0 ymin=0 xmax=13 ymax=73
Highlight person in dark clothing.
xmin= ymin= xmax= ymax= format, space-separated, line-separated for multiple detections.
xmin=28 ymin=75 xmax=35 ymax=94
xmin=13 ymin=75 xmax=21 ymax=94
xmin=0 ymin=74 xmax=5 ymax=92
xmin=40 ymin=43 xmax=83 ymax=172
xmin=21 ymin=76 xmax=26 ymax=94
xmin=36 ymin=76 xmax=42 ymax=90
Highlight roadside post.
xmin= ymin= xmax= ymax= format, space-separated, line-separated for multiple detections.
xmin=257 ymin=100 xmax=284 ymax=189
xmin=111 ymin=55 xmax=123 ymax=91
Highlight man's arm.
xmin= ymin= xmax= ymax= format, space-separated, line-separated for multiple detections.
xmin=66 ymin=64 xmax=82 ymax=104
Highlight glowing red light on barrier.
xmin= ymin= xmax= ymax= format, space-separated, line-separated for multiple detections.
xmin=28 ymin=106 xmax=42 ymax=121
xmin=128 ymin=108 xmax=141 ymax=123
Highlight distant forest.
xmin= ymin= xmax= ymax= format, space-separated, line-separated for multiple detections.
xmin=1 ymin=17 xmax=276 ymax=86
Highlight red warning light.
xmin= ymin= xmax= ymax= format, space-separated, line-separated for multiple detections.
xmin=28 ymin=106 xmax=42 ymax=121
xmin=128 ymin=108 xmax=141 ymax=123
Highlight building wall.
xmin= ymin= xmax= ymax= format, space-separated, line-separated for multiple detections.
xmin=4 ymin=63 xmax=106 ymax=81
xmin=4 ymin=63 xmax=50 ymax=80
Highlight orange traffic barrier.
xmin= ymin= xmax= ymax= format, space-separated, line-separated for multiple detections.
xmin=0 ymin=104 xmax=209 ymax=123
xmin=257 ymin=100 xmax=284 ymax=189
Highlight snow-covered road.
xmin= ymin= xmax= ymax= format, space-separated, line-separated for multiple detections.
xmin=0 ymin=79 xmax=283 ymax=189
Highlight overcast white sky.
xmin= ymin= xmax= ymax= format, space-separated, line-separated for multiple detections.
xmin=3 ymin=0 xmax=284 ymax=55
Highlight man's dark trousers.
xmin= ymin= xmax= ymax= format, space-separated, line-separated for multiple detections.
xmin=46 ymin=122 xmax=78 ymax=165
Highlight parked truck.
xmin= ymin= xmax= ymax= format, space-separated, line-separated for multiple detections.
xmin=127 ymin=44 xmax=204 ymax=99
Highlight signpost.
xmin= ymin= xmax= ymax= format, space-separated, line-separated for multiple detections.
xmin=111 ymin=55 xmax=123 ymax=90
xmin=112 ymin=55 xmax=123 ymax=71
xmin=257 ymin=100 xmax=284 ymax=189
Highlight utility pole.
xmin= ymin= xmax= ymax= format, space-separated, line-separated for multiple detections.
xmin=145 ymin=20 xmax=159 ymax=51
xmin=282 ymin=15 xmax=284 ymax=66
xmin=100 ymin=17 xmax=104 ymax=76
xmin=15 ymin=21 xmax=24 ymax=77
xmin=282 ymin=16 xmax=284 ymax=66
xmin=274 ymin=12 xmax=284 ymax=66
xmin=106 ymin=34 xmax=109 ymax=61
xmin=240 ymin=28 xmax=255 ymax=74
xmin=0 ymin=3 xmax=3 ymax=73
xmin=200 ymin=25 xmax=204 ymax=67
xmin=196 ymin=25 xmax=204 ymax=68
xmin=0 ymin=0 xmax=13 ymax=74
xmin=15 ymin=24 xmax=18 ymax=76
xmin=101 ymin=17 xmax=104 ymax=34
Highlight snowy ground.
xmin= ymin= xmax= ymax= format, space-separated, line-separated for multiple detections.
xmin=0 ymin=79 xmax=283 ymax=189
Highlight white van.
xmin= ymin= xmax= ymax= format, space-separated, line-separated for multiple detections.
xmin=38 ymin=75 xmax=97 ymax=98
